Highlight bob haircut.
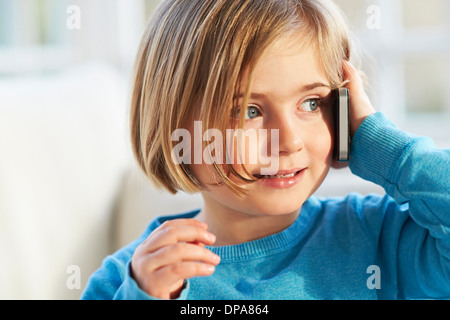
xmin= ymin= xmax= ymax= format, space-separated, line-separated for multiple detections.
xmin=130 ymin=0 xmax=352 ymax=195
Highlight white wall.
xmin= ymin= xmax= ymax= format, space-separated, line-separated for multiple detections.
xmin=0 ymin=63 xmax=130 ymax=299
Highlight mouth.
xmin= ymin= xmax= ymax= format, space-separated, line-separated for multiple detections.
xmin=253 ymin=169 xmax=304 ymax=180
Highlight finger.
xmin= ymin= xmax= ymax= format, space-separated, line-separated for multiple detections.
xmin=342 ymin=61 xmax=356 ymax=80
xmin=342 ymin=61 xmax=373 ymax=103
xmin=342 ymin=61 xmax=363 ymax=90
xmin=153 ymin=219 xmax=208 ymax=233
xmin=138 ymin=223 xmax=216 ymax=254
xmin=190 ymin=241 xmax=206 ymax=247
xmin=153 ymin=261 xmax=217 ymax=289
xmin=342 ymin=61 xmax=376 ymax=136
xmin=146 ymin=243 xmax=220 ymax=272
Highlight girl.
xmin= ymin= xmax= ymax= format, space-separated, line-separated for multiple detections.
xmin=82 ymin=0 xmax=450 ymax=300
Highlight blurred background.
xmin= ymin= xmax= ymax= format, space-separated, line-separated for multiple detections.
xmin=0 ymin=0 xmax=449 ymax=299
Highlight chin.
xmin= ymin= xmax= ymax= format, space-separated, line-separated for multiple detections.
xmin=249 ymin=195 xmax=306 ymax=217
xmin=247 ymin=182 xmax=313 ymax=215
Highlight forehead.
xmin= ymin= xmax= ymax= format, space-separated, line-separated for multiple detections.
xmin=250 ymin=35 xmax=329 ymax=94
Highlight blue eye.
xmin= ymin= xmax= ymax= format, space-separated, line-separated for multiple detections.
xmin=301 ymin=99 xmax=320 ymax=112
xmin=244 ymin=105 xmax=261 ymax=120
xmin=231 ymin=104 xmax=261 ymax=120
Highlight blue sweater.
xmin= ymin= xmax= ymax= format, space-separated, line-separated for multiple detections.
xmin=81 ymin=113 xmax=450 ymax=300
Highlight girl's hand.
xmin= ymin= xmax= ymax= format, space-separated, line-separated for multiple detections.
xmin=130 ymin=219 xmax=220 ymax=300
xmin=342 ymin=61 xmax=376 ymax=138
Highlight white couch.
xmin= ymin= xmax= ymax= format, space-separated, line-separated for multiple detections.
xmin=0 ymin=63 xmax=382 ymax=299
xmin=0 ymin=62 xmax=206 ymax=299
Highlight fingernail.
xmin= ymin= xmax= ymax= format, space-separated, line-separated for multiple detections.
xmin=205 ymin=232 xmax=216 ymax=242
xmin=211 ymin=253 xmax=221 ymax=263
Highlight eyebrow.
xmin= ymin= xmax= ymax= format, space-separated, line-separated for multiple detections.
xmin=234 ymin=82 xmax=331 ymax=99
xmin=302 ymin=82 xmax=331 ymax=91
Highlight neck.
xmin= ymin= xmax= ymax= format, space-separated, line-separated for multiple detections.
xmin=195 ymin=195 xmax=301 ymax=246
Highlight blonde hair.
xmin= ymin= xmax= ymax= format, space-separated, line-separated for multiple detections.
xmin=130 ymin=0 xmax=352 ymax=195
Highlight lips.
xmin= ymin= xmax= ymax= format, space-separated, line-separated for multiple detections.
xmin=252 ymin=168 xmax=306 ymax=189
xmin=253 ymin=168 xmax=304 ymax=180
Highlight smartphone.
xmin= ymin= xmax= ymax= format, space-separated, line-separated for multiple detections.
xmin=333 ymin=88 xmax=350 ymax=162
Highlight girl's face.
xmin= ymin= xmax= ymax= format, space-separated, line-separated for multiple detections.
xmin=191 ymin=36 xmax=334 ymax=218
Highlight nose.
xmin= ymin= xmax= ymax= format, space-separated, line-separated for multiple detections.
xmin=269 ymin=115 xmax=304 ymax=156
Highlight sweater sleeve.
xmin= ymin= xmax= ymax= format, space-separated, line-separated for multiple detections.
xmin=80 ymin=231 xmax=192 ymax=300
xmin=349 ymin=112 xmax=450 ymax=299
xmin=80 ymin=255 xmax=152 ymax=300
xmin=80 ymin=255 xmax=191 ymax=300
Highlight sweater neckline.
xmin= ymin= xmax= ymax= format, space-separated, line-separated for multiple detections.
xmin=201 ymin=197 xmax=318 ymax=263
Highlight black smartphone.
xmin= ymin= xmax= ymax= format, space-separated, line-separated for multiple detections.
xmin=333 ymin=88 xmax=350 ymax=162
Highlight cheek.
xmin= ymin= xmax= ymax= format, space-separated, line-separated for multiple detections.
xmin=306 ymin=117 xmax=334 ymax=163
xmin=226 ymin=129 xmax=265 ymax=177
xmin=190 ymin=163 xmax=214 ymax=186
